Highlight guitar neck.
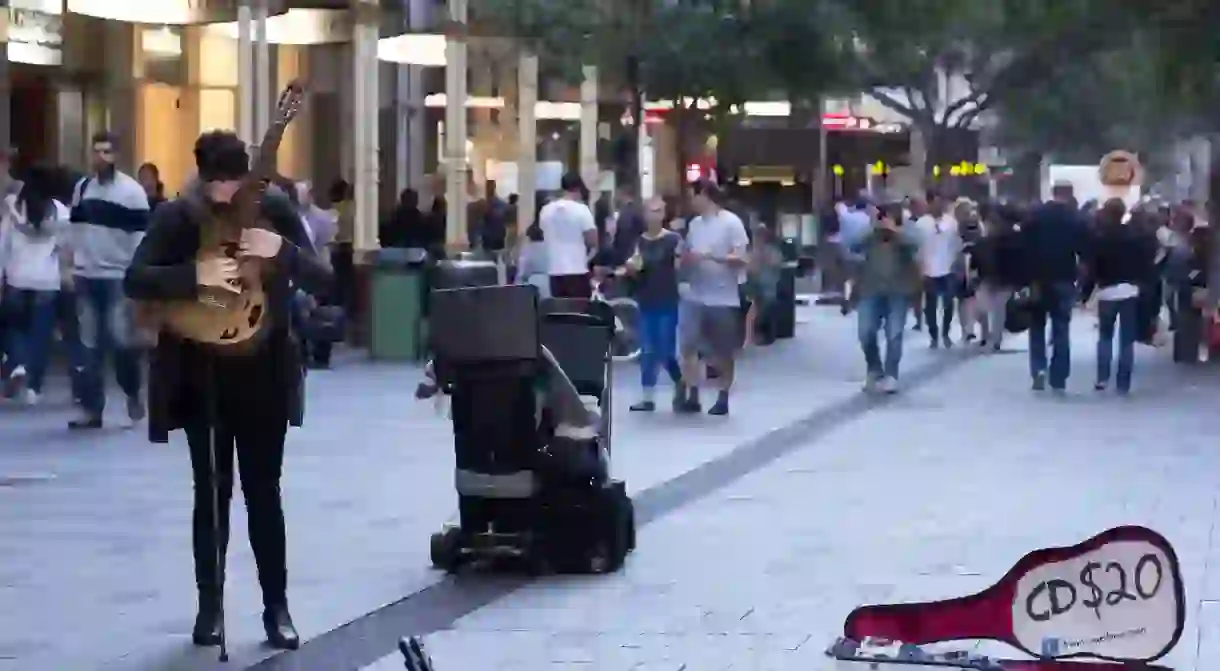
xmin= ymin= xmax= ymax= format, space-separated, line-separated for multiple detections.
xmin=250 ymin=131 xmax=284 ymax=182
xmin=843 ymin=591 xmax=1011 ymax=645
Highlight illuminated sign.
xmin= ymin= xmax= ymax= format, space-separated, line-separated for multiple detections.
xmin=932 ymin=162 xmax=988 ymax=177
xmin=822 ymin=113 xmax=905 ymax=134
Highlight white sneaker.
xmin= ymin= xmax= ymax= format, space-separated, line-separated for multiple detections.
xmin=22 ymin=389 xmax=40 ymax=406
xmin=863 ymin=375 xmax=880 ymax=393
xmin=4 ymin=366 xmax=26 ymax=398
xmin=878 ymin=376 xmax=899 ymax=394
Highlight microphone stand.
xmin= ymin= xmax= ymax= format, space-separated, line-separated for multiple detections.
xmin=204 ymin=353 xmax=229 ymax=662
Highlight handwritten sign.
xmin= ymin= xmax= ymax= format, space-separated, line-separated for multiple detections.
xmin=1012 ymin=538 xmax=1181 ymax=661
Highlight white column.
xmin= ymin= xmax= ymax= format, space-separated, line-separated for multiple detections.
xmin=517 ymin=52 xmax=537 ymax=236
xmin=444 ymin=0 xmax=469 ymax=248
xmin=352 ymin=0 xmax=380 ymax=253
xmin=579 ymin=65 xmax=598 ymax=195
xmin=254 ymin=0 xmax=271 ymax=140
xmin=237 ymin=2 xmax=254 ymax=146
xmin=395 ymin=66 xmax=409 ymax=195
xmin=404 ymin=0 xmax=428 ymax=193
xmin=396 ymin=0 xmax=427 ymax=197
xmin=364 ymin=19 xmax=380 ymax=249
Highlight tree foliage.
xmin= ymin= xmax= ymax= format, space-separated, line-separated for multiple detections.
xmin=836 ymin=0 xmax=1139 ymax=131
xmin=992 ymin=33 xmax=1179 ymax=164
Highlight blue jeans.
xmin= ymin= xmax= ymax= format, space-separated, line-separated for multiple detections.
xmin=1097 ymin=297 xmax=1137 ymax=391
xmin=57 ymin=289 xmax=87 ymax=401
xmin=857 ymin=294 xmax=908 ymax=379
xmin=1 ymin=288 xmax=58 ymax=393
xmin=76 ymin=277 xmax=142 ymax=416
xmin=1028 ymin=281 xmax=1076 ymax=388
xmin=638 ymin=305 xmax=681 ymax=388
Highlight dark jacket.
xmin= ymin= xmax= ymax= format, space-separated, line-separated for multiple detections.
xmin=1020 ymin=201 xmax=1091 ymax=285
xmin=123 ymin=182 xmax=332 ymax=443
xmin=380 ymin=204 xmax=442 ymax=251
xmin=971 ymin=229 xmax=1025 ymax=287
xmin=1084 ymin=225 xmax=1158 ymax=293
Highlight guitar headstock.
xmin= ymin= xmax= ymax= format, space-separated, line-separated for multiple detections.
xmin=274 ymin=79 xmax=306 ymax=127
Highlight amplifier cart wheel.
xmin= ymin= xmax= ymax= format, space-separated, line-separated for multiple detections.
xmin=429 ymin=528 xmax=461 ymax=572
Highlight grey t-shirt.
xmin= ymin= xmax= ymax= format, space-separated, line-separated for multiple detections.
xmin=633 ymin=230 xmax=681 ymax=309
xmin=681 ymin=209 xmax=750 ymax=307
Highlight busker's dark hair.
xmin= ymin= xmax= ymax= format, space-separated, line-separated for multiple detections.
xmin=194 ymin=130 xmax=250 ymax=182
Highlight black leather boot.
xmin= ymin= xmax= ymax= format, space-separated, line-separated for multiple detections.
xmin=192 ymin=595 xmax=223 ymax=647
xmin=262 ymin=603 xmax=300 ymax=650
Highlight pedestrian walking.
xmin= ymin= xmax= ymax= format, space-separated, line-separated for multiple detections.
xmin=676 ymin=180 xmax=749 ymax=415
xmin=540 ymin=173 xmax=599 ymax=299
xmin=1020 ymin=181 xmax=1092 ymax=392
xmin=68 ymin=131 xmax=150 ymax=429
xmin=842 ymin=203 xmax=921 ymax=393
xmin=1081 ymin=199 xmax=1158 ymax=394
xmin=972 ymin=204 xmax=1026 ymax=351
xmin=625 ymin=196 xmax=684 ymax=411
xmin=914 ymin=192 xmax=961 ymax=347
xmin=0 ymin=165 xmax=70 ymax=405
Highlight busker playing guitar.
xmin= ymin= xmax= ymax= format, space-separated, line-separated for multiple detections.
xmin=123 ymin=130 xmax=332 ymax=650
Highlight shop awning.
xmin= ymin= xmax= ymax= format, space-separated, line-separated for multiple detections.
xmin=66 ymin=0 xmax=288 ymax=24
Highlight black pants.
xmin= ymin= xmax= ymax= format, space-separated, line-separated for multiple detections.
xmin=922 ymin=275 xmax=957 ymax=339
xmin=186 ymin=408 xmax=289 ymax=608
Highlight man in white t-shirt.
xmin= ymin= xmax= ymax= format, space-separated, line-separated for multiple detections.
xmin=539 ymin=172 xmax=598 ymax=298
xmin=914 ymin=193 xmax=962 ymax=348
xmin=676 ymin=180 xmax=750 ymax=416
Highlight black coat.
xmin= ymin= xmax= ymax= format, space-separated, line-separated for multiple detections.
xmin=123 ymin=184 xmax=333 ymax=443
xmin=971 ymin=230 xmax=1026 ymax=287
xmin=1084 ymin=226 xmax=1158 ymax=292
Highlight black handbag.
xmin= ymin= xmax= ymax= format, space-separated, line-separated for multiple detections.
xmin=1005 ymin=290 xmax=1035 ymax=334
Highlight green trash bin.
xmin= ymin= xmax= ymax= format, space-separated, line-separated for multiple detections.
xmin=370 ymin=248 xmax=430 ymax=361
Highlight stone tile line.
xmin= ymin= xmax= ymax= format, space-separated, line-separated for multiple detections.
xmin=244 ymin=349 xmax=977 ymax=670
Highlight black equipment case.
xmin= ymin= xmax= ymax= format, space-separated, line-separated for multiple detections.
xmin=427 ymin=284 xmax=635 ymax=573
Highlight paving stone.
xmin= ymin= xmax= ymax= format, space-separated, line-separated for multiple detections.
xmin=1 ymin=308 xmax=917 ymax=670
xmin=369 ymin=319 xmax=1220 ymax=670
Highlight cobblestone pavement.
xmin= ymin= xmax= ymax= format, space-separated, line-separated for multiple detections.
xmin=356 ymin=318 xmax=1220 ymax=671
xmin=0 ymin=308 xmax=959 ymax=670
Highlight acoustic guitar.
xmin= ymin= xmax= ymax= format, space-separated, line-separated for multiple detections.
xmin=137 ymin=80 xmax=305 ymax=352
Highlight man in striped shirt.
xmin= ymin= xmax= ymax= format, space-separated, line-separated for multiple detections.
xmin=68 ymin=131 xmax=150 ymax=430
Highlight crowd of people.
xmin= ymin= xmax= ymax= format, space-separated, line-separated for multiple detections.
xmin=833 ymin=183 xmax=1209 ymax=395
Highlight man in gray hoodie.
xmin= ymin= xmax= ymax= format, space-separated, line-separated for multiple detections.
xmin=67 ymin=131 xmax=150 ymax=430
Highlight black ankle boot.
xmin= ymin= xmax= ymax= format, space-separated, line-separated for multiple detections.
xmin=263 ymin=603 xmax=300 ymax=650
xmin=192 ymin=596 xmax=223 ymax=647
